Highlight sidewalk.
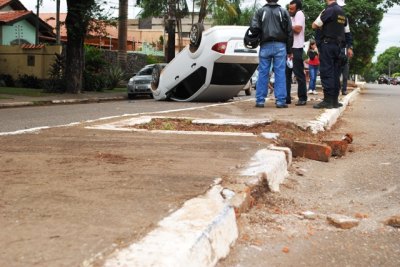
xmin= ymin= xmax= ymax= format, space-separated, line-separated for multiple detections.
xmin=0 ymin=85 xmax=362 ymax=267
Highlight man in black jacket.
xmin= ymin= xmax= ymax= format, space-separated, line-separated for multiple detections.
xmin=250 ymin=0 xmax=293 ymax=108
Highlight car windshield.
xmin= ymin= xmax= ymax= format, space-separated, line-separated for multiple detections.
xmin=138 ymin=67 xmax=153 ymax=76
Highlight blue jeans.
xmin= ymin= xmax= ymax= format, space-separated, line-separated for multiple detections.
xmin=309 ymin=64 xmax=319 ymax=90
xmin=256 ymin=42 xmax=287 ymax=105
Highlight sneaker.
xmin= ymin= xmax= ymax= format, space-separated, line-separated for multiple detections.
xmin=307 ymin=90 xmax=313 ymax=94
xmin=342 ymin=91 xmax=348 ymax=95
xmin=295 ymin=100 xmax=307 ymax=106
xmin=255 ymin=103 xmax=264 ymax=108
xmin=276 ymin=103 xmax=288 ymax=108
xmin=312 ymin=90 xmax=318 ymax=95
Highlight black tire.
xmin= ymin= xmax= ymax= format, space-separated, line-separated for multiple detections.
xmin=189 ymin=23 xmax=204 ymax=48
xmin=128 ymin=93 xmax=135 ymax=100
xmin=245 ymin=88 xmax=251 ymax=96
xmin=151 ymin=64 xmax=162 ymax=90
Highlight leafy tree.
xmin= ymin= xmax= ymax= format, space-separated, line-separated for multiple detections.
xmin=375 ymin=46 xmax=400 ymax=76
xmin=139 ymin=0 xmax=189 ymax=62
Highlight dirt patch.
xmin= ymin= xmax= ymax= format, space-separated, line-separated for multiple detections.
xmin=131 ymin=118 xmax=328 ymax=143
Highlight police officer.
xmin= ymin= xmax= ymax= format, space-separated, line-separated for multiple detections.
xmin=312 ymin=0 xmax=348 ymax=109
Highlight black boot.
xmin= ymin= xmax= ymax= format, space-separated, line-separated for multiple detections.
xmin=332 ymin=98 xmax=343 ymax=108
xmin=313 ymin=97 xmax=333 ymax=109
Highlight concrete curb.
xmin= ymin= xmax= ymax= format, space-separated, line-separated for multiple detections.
xmin=86 ymin=87 xmax=361 ymax=266
xmin=88 ymin=147 xmax=291 ymax=267
xmin=307 ymin=87 xmax=360 ymax=134
xmin=0 ymin=96 xmax=126 ymax=109
xmin=95 ymin=185 xmax=239 ymax=267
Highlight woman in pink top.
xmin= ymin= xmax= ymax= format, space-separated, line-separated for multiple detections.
xmin=307 ymin=40 xmax=320 ymax=95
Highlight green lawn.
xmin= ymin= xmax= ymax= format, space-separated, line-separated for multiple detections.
xmin=0 ymin=87 xmax=126 ymax=97
xmin=0 ymin=87 xmax=51 ymax=97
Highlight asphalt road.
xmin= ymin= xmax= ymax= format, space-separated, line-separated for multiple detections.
xmin=0 ymin=97 xmax=251 ymax=133
xmin=218 ymin=83 xmax=400 ymax=266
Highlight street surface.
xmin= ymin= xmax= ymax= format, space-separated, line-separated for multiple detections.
xmin=0 ymin=97 xmax=230 ymax=133
xmin=218 ymin=83 xmax=400 ymax=266
xmin=1 ymin=84 xmax=399 ymax=266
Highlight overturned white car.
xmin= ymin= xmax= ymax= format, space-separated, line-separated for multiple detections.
xmin=151 ymin=24 xmax=259 ymax=102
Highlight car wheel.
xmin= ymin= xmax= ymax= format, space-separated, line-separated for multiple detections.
xmin=189 ymin=23 xmax=204 ymax=48
xmin=245 ymin=88 xmax=251 ymax=96
xmin=151 ymin=64 xmax=162 ymax=90
xmin=128 ymin=93 xmax=135 ymax=100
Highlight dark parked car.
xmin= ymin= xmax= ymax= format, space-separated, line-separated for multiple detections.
xmin=378 ymin=76 xmax=389 ymax=84
xmin=127 ymin=64 xmax=167 ymax=99
xmin=390 ymin=77 xmax=399 ymax=85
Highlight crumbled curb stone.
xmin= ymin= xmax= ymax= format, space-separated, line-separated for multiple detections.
xmin=301 ymin=211 xmax=317 ymax=220
xmin=240 ymin=149 xmax=289 ymax=192
xmin=268 ymin=145 xmax=292 ymax=167
xmin=385 ymin=215 xmax=400 ymax=228
xmin=327 ymin=214 xmax=360 ymax=229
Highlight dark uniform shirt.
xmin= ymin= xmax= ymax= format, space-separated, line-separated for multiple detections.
xmin=320 ymin=2 xmax=346 ymax=46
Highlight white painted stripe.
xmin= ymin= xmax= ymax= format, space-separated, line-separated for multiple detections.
xmin=0 ymin=99 xmax=254 ymax=136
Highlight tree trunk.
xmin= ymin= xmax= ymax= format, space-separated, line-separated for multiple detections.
xmin=56 ymin=0 xmax=60 ymax=44
xmin=166 ymin=0 xmax=176 ymax=62
xmin=198 ymin=0 xmax=208 ymax=23
xmin=166 ymin=19 xmax=176 ymax=62
xmin=65 ymin=0 xmax=86 ymax=93
xmin=118 ymin=0 xmax=128 ymax=71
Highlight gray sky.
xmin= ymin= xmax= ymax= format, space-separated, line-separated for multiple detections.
xmin=20 ymin=0 xmax=399 ymax=61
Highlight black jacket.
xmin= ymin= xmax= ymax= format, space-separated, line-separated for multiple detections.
xmin=250 ymin=3 xmax=293 ymax=53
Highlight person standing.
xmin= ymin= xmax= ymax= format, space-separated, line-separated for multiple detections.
xmin=312 ymin=0 xmax=349 ymax=109
xmin=250 ymin=0 xmax=293 ymax=108
xmin=307 ymin=39 xmax=320 ymax=95
xmin=314 ymin=0 xmax=353 ymax=96
xmin=338 ymin=0 xmax=353 ymax=95
xmin=286 ymin=0 xmax=307 ymax=106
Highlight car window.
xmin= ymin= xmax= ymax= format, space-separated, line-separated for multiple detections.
xmin=138 ymin=67 xmax=153 ymax=76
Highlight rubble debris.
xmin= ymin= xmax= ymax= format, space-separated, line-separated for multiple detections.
xmin=385 ymin=215 xmax=400 ymax=228
xmin=327 ymin=214 xmax=359 ymax=229
xmin=354 ymin=212 xmax=369 ymax=219
xmin=301 ymin=211 xmax=317 ymax=220
xmin=322 ymin=133 xmax=354 ymax=157
xmin=281 ymin=139 xmax=332 ymax=162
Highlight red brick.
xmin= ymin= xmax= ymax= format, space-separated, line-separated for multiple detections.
xmin=289 ymin=141 xmax=332 ymax=162
xmin=323 ymin=140 xmax=348 ymax=157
